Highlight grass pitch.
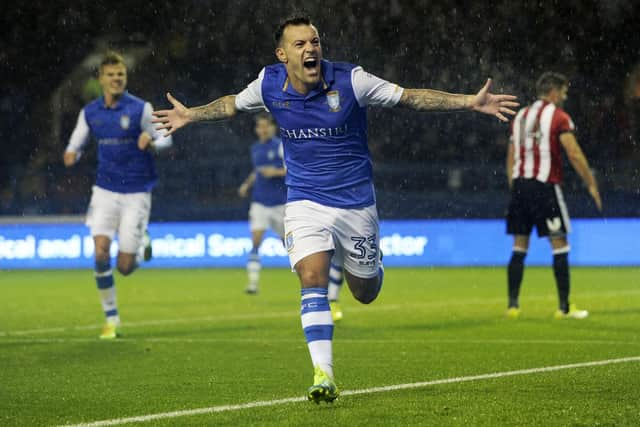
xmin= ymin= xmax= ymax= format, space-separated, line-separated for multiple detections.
xmin=1 ymin=267 xmax=639 ymax=426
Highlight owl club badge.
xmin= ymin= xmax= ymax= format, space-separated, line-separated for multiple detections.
xmin=120 ymin=115 xmax=130 ymax=130
xmin=327 ymin=90 xmax=341 ymax=112
xmin=285 ymin=232 xmax=294 ymax=252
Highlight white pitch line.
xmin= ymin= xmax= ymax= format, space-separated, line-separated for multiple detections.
xmin=58 ymin=356 xmax=640 ymax=427
xmin=2 ymin=337 xmax=639 ymax=346
xmin=4 ymin=287 xmax=640 ymax=337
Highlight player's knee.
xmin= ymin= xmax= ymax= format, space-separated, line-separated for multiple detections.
xmin=94 ymin=248 xmax=110 ymax=263
xmin=116 ymin=259 xmax=136 ymax=276
xmin=350 ymin=278 xmax=380 ymax=305
xmin=298 ymin=268 xmax=328 ymax=287
xmin=352 ymin=289 xmax=377 ymax=305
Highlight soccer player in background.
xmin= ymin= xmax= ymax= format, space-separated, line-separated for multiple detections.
xmin=64 ymin=52 xmax=172 ymax=339
xmin=505 ymin=72 xmax=602 ymax=320
xmin=237 ymin=112 xmax=287 ymax=294
xmin=153 ymin=15 xmax=517 ymax=402
xmin=238 ymin=112 xmax=346 ymax=319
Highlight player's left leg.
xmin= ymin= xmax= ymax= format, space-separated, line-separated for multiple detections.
xmin=246 ymin=202 xmax=275 ymax=294
xmin=505 ymin=179 xmax=534 ymax=318
xmin=336 ymin=204 xmax=384 ymax=305
xmin=246 ymin=229 xmax=265 ymax=294
xmin=116 ymin=191 xmax=151 ymax=276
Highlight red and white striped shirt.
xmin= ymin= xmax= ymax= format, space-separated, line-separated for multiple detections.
xmin=510 ymin=100 xmax=575 ymax=184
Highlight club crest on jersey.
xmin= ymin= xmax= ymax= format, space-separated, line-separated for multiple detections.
xmin=268 ymin=150 xmax=275 ymax=160
xmin=327 ymin=90 xmax=341 ymax=112
xmin=546 ymin=217 xmax=562 ymax=232
xmin=120 ymin=115 xmax=130 ymax=130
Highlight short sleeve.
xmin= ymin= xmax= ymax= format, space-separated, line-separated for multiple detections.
xmin=235 ymin=68 xmax=266 ymax=112
xmin=556 ymin=110 xmax=576 ymax=134
xmin=351 ymin=66 xmax=404 ymax=108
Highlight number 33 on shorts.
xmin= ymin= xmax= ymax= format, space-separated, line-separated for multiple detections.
xmin=350 ymin=234 xmax=378 ymax=266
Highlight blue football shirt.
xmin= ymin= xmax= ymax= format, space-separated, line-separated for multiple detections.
xmin=235 ymin=60 xmax=403 ymax=209
xmin=66 ymin=92 xmax=172 ymax=193
xmin=251 ymin=137 xmax=287 ymax=206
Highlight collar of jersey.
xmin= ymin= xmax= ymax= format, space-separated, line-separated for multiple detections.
xmin=282 ymin=59 xmax=335 ymax=99
xmin=99 ymin=91 xmax=129 ymax=110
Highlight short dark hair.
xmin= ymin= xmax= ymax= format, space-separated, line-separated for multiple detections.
xmin=100 ymin=51 xmax=125 ymax=72
xmin=255 ymin=111 xmax=275 ymax=124
xmin=536 ymin=72 xmax=569 ymax=97
xmin=274 ymin=14 xmax=312 ymax=46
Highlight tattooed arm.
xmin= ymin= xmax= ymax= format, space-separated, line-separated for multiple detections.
xmin=398 ymin=79 xmax=519 ymax=122
xmin=152 ymin=93 xmax=237 ymax=136
xmin=399 ymin=89 xmax=474 ymax=112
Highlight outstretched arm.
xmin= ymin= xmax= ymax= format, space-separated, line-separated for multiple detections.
xmin=152 ymin=93 xmax=237 ymax=136
xmin=398 ymin=79 xmax=518 ymax=122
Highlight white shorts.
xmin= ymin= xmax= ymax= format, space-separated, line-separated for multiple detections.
xmin=86 ymin=186 xmax=151 ymax=254
xmin=249 ymin=202 xmax=285 ymax=238
xmin=284 ymin=200 xmax=380 ymax=279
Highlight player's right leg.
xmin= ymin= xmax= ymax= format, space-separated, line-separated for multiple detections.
xmin=505 ymin=179 xmax=533 ymax=318
xmin=93 ymin=235 xmax=121 ymax=339
xmin=327 ymin=259 xmax=344 ymax=321
xmin=285 ymin=201 xmax=338 ymax=403
xmin=506 ymin=235 xmax=529 ymax=318
xmin=295 ymin=251 xmax=339 ymax=403
xmin=86 ymin=186 xmax=122 ymax=339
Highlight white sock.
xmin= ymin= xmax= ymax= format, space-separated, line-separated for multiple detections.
xmin=95 ymin=264 xmax=120 ymax=325
xmin=98 ymin=286 xmax=120 ymax=325
xmin=301 ymin=288 xmax=334 ymax=378
xmin=247 ymin=253 xmax=261 ymax=286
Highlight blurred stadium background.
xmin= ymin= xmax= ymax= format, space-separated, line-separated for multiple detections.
xmin=2 ymin=0 xmax=639 ymax=222
xmin=3 ymin=2 xmax=640 ymax=426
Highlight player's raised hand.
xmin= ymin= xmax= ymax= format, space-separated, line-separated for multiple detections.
xmin=152 ymin=93 xmax=191 ymax=136
xmin=471 ymin=79 xmax=519 ymax=122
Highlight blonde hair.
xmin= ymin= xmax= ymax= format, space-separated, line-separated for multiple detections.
xmin=99 ymin=51 xmax=126 ymax=73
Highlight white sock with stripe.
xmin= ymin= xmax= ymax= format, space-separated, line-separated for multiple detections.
xmin=301 ymin=287 xmax=334 ymax=379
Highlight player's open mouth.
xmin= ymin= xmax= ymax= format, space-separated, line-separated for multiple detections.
xmin=303 ymin=58 xmax=318 ymax=69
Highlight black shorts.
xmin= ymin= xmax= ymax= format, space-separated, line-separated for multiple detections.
xmin=506 ymin=178 xmax=571 ymax=238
